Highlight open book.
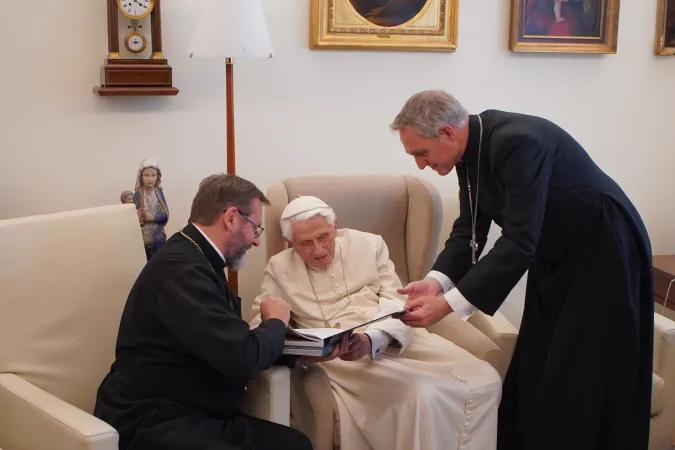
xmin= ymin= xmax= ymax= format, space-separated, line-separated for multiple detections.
xmin=282 ymin=308 xmax=410 ymax=356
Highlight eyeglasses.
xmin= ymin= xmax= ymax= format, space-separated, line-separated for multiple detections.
xmin=237 ymin=210 xmax=264 ymax=238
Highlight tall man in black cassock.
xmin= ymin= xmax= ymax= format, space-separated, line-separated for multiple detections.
xmin=93 ymin=174 xmax=313 ymax=450
xmin=391 ymin=90 xmax=654 ymax=450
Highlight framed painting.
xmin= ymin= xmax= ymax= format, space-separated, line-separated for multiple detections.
xmin=310 ymin=0 xmax=459 ymax=52
xmin=509 ymin=0 xmax=620 ymax=53
xmin=655 ymin=0 xmax=675 ymax=55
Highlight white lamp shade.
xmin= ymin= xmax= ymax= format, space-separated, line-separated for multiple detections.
xmin=188 ymin=0 xmax=274 ymax=59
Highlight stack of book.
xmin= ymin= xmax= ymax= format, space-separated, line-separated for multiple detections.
xmin=282 ymin=308 xmax=409 ymax=357
xmin=283 ymin=327 xmax=346 ymax=357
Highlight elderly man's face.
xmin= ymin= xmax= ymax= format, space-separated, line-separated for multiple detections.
xmin=399 ymin=125 xmax=463 ymax=176
xmin=291 ymin=215 xmax=338 ymax=269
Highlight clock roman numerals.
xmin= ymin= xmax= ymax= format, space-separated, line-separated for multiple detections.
xmin=120 ymin=0 xmax=149 ymax=17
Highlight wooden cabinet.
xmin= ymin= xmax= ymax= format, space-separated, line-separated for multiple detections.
xmin=653 ymin=255 xmax=675 ymax=314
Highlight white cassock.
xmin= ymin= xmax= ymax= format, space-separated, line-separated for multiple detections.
xmin=250 ymin=228 xmax=501 ymax=450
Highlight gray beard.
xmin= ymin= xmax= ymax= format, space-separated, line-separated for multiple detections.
xmin=225 ymin=253 xmax=246 ymax=271
xmin=225 ymin=230 xmax=249 ymax=271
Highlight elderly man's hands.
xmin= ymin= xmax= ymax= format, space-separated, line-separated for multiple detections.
xmin=339 ymin=333 xmax=372 ymax=361
xmin=300 ymin=334 xmax=350 ymax=365
xmin=301 ymin=333 xmax=372 ymax=365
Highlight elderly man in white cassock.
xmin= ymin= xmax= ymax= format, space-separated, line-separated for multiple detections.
xmin=249 ymin=195 xmax=502 ymax=450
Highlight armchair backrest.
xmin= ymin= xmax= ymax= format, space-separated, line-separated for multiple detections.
xmin=0 ymin=204 xmax=147 ymax=414
xmin=264 ymin=174 xmax=443 ymax=285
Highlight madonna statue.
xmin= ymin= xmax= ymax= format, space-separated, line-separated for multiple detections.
xmin=133 ymin=158 xmax=169 ymax=260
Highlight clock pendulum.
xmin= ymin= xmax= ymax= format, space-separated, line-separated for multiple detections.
xmin=124 ymin=20 xmax=147 ymax=54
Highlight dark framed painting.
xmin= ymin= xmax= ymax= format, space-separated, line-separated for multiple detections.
xmin=310 ymin=0 xmax=459 ymax=52
xmin=509 ymin=0 xmax=620 ymax=53
xmin=655 ymin=0 xmax=675 ymax=55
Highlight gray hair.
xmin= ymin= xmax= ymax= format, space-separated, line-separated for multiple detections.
xmin=281 ymin=207 xmax=335 ymax=241
xmin=389 ymin=90 xmax=469 ymax=138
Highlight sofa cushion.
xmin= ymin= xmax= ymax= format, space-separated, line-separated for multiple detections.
xmin=0 ymin=204 xmax=146 ymax=414
xmin=652 ymin=372 xmax=664 ymax=416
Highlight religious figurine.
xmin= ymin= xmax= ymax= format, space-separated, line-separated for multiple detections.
xmin=133 ymin=158 xmax=169 ymax=260
xmin=120 ymin=190 xmax=134 ymax=204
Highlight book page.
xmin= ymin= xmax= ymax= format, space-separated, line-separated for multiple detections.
xmin=285 ymin=308 xmax=409 ymax=343
xmin=295 ymin=327 xmax=345 ymax=339
xmin=285 ymin=326 xmax=345 ymax=341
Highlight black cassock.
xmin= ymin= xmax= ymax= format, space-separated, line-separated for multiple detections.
xmin=432 ymin=111 xmax=654 ymax=450
xmin=93 ymin=223 xmax=311 ymax=450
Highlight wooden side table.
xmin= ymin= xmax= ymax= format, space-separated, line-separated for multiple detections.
xmin=653 ymin=255 xmax=675 ymax=315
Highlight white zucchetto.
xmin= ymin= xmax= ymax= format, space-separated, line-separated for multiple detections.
xmin=280 ymin=196 xmax=330 ymax=220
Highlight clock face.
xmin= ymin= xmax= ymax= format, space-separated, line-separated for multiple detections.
xmin=125 ymin=32 xmax=147 ymax=53
xmin=117 ymin=0 xmax=154 ymax=20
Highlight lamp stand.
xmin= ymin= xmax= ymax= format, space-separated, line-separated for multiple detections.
xmin=225 ymin=57 xmax=238 ymax=295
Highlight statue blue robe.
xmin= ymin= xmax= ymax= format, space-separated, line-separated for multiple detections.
xmin=133 ymin=187 xmax=169 ymax=260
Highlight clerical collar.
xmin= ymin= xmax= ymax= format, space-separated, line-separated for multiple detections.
xmin=192 ymin=223 xmax=226 ymax=263
xmin=459 ymin=114 xmax=482 ymax=166
xmin=181 ymin=223 xmax=227 ymax=276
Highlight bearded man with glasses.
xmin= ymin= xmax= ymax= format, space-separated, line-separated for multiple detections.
xmin=93 ymin=174 xmax=313 ymax=450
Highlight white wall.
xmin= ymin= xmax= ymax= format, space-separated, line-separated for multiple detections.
xmin=1 ymin=0 xmax=674 ymax=328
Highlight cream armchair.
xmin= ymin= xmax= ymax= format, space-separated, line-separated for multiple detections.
xmin=264 ymin=174 xmax=518 ymax=450
xmin=0 ymin=204 xmax=289 ymax=450
xmin=650 ymin=312 xmax=675 ymax=450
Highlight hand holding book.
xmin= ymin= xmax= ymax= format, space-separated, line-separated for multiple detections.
xmin=282 ymin=308 xmax=411 ymax=357
xmin=338 ymin=333 xmax=372 ymax=361
xmin=298 ymin=333 xmax=353 ymax=365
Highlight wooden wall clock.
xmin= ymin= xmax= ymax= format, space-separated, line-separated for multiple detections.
xmin=94 ymin=0 xmax=179 ymax=96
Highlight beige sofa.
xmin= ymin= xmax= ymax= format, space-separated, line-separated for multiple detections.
xmin=0 ymin=204 xmax=290 ymax=450
xmin=263 ymin=174 xmax=518 ymax=450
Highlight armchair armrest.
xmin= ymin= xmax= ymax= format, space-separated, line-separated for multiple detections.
xmin=468 ymin=311 xmax=519 ymax=379
xmin=0 ymin=373 xmax=118 ymax=450
xmin=241 ymin=366 xmax=290 ymax=426
xmin=427 ymin=313 xmax=502 ymax=373
xmin=654 ymin=312 xmax=675 ymax=377
xmin=650 ymin=313 xmax=675 ymax=449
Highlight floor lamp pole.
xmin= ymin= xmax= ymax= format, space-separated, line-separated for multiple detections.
xmin=225 ymin=57 xmax=238 ymax=295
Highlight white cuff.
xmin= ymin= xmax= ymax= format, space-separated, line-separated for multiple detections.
xmin=444 ymin=288 xmax=477 ymax=320
xmin=364 ymin=330 xmax=391 ymax=359
xmin=426 ymin=271 xmax=455 ymax=293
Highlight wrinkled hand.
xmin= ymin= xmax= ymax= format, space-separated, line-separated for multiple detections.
xmin=396 ymin=277 xmax=443 ymax=300
xmin=397 ymin=295 xmax=452 ymax=328
xmin=301 ymin=334 xmax=351 ymax=365
xmin=339 ymin=333 xmax=372 ymax=361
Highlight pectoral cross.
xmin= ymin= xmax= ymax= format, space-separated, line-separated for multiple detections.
xmin=470 ymin=232 xmax=478 ymax=265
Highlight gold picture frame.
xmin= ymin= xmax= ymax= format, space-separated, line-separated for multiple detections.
xmin=655 ymin=0 xmax=675 ymax=55
xmin=509 ymin=0 xmax=620 ymax=54
xmin=310 ymin=0 xmax=459 ymax=52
